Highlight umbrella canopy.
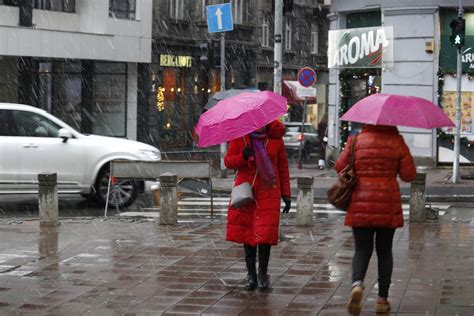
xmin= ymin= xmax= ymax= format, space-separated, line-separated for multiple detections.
xmin=204 ymin=88 xmax=259 ymax=110
xmin=195 ymin=91 xmax=288 ymax=147
xmin=340 ymin=94 xmax=455 ymax=129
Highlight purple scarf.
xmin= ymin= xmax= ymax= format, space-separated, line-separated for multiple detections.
xmin=250 ymin=130 xmax=276 ymax=187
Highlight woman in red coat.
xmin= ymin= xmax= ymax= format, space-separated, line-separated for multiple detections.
xmin=335 ymin=125 xmax=416 ymax=314
xmin=224 ymin=120 xmax=291 ymax=291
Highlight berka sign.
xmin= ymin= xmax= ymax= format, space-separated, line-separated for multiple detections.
xmin=328 ymin=26 xmax=393 ymax=69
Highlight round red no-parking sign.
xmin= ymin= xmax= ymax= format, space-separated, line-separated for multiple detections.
xmin=297 ymin=67 xmax=317 ymax=87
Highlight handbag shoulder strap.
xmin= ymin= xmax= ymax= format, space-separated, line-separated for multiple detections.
xmin=348 ymin=135 xmax=357 ymax=168
xmin=236 ymin=136 xmax=259 ymax=186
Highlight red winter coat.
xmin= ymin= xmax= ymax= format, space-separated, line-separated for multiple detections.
xmin=335 ymin=125 xmax=416 ymax=228
xmin=225 ymin=120 xmax=291 ymax=246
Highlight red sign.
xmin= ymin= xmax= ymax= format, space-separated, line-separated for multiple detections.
xmin=297 ymin=67 xmax=317 ymax=87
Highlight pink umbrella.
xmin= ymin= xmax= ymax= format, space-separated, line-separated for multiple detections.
xmin=195 ymin=91 xmax=288 ymax=147
xmin=340 ymin=94 xmax=455 ymax=128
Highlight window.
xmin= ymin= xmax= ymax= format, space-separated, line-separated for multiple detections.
xmin=311 ymin=23 xmax=319 ymax=54
xmin=169 ymin=0 xmax=184 ymax=20
xmin=10 ymin=110 xmax=61 ymax=138
xmin=34 ymin=0 xmax=75 ymax=13
xmin=232 ymin=0 xmax=246 ymax=24
xmin=93 ymin=63 xmax=127 ymax=137
xmin=262 ymin=15 xmax=270 ymax=48
xmin=0 ymin=0 xmax=75 ymax=12
xmin=109 ymin=0 xmax=136 ymax=19
xmin=0 ymin=0 xmax=19 ymax=5
xmin=285 ymin=18 xmax=292 ymax=51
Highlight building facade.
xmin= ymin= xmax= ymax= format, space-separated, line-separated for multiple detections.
xmin=327 ymin=0 xmax=474 ymax=165
xmin=137 ymin=0 xmax=330 ymax=152
xmin=0 ymin=0 xmax=152 ymax=140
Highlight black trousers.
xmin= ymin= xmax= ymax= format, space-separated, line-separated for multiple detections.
xmin=243 ymin=244 xmax=271 ymax=275
xmin=352 ymin=227 xmax=396 ymax=298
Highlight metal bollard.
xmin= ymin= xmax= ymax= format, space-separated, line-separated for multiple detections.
xmin=409 ymin=173 xmax=427 ymax=222
xmin=38 ymin=172 xmax=59 ymax=226
xmin=296 ymin=176 xmax=314 ymax=226
xmin=159 ymin=173 xmax=178 ymax=225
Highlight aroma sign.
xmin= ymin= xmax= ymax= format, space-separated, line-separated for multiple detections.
xmin=328 ymin=26 xmax=393 ymax=69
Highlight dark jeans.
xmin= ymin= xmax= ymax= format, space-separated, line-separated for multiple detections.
xmin=352 ymin=227 xmax=396 ymax=298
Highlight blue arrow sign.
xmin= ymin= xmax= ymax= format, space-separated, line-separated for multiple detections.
xmin=207 ymin=3 xmax=233 ymax=33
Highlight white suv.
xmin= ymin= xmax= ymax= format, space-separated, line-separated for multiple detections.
xmin=0 ymin=103 xmax=161 ymax=208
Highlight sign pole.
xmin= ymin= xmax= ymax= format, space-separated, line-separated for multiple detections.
xmin=273 ymin=0 xmax=283 ymax=94
xmin=453 ymin=0 xmax=463 ymax=184
xmin=220 ymin=32 xmax=227 ymax=178
xmin=205 ymin=3 xmax=232 ymax=179
xmin=297 ymin=97 xmax=308 ymax=169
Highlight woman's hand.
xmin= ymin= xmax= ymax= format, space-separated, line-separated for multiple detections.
xmin=282 ymin=196 xmax=291 ymax=213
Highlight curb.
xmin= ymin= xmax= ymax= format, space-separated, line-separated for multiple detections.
xmin=212 ymin=187 xmax=474 ymax=204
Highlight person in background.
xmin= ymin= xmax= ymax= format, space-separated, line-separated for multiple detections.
xmin=317 ymin=114 xmax=328 ymax=170
xmin=224 ymin=120 xmax=291 ymax=291
xmin=334 ymin=124 xmax=416 ymax=314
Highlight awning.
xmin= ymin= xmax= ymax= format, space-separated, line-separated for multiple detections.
xmin=282 ymin=80 xmax=317 ymax=104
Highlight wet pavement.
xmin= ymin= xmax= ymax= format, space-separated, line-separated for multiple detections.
xmin=0 ymin=206 xmax=473 ymax=315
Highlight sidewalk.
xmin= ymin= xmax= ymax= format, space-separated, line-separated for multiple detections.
xmin=0 ymin=207 xmax=473 ymax=314
xmin=212 ymin=163 xmax=474 ymax=202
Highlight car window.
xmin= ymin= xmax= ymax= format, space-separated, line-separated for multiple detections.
xmin=286 ymin=126 xmax=299 ymax=133
xmin=10 ymin=110 xmax=61 ymax=137
xmin=285 ymin=125 xmax=317 ymax=134
xmin=303 ymin=125 xmax=317 ymax=134
xmin=0 ymin=110 xmax=11 ymax=136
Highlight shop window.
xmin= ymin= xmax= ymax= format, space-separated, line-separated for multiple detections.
xmin=163 ymin=69 xmax=176 ymax=101
xmin=311 ymin=23 xmax=319 ymax=54
xmin=93 ymin=62 xmax=127 ymax=137
xmin=109 ymin=0 xmax=136 ymax=19
xmin=169 ymin=0 xmax=184 ymax=20
xmin=285 ymin=18 xmax=292 ymax=51
xmin=38 ymin=62 xmax=53 ymax=113
xmin=262 ymin=15 xmax=270 ymax=48
xmin=439 ymin=75 xmax=474 ymax=163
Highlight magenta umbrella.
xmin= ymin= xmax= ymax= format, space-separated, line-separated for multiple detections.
xmin=195 ymin=91 xmax=288 ymax=147
xmin=340 ymin=94 xmax=455 ymax=128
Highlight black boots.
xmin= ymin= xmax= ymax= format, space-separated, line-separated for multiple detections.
xmin=243 ymin=244 xmax=271 ymax=291
xmin=244 ymin=244 xmax=257 ymax=290
xmin=257 ymin=244 xmax=271 ymax=291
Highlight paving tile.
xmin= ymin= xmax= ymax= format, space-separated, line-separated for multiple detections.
xmin=201 ymin=305 xmax=244 ymax=315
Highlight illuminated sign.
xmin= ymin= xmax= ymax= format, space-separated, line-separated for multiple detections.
xmin=328 ymin=26 xmax=393 ymax=68
xmin=160 ymin=54 xmax=192 ymax=67
xmin=156 ymin=87 xmax=165 ymax=112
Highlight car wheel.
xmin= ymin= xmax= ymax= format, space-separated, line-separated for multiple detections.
xmin=94 ymin=167 xmax=139 ymax=209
